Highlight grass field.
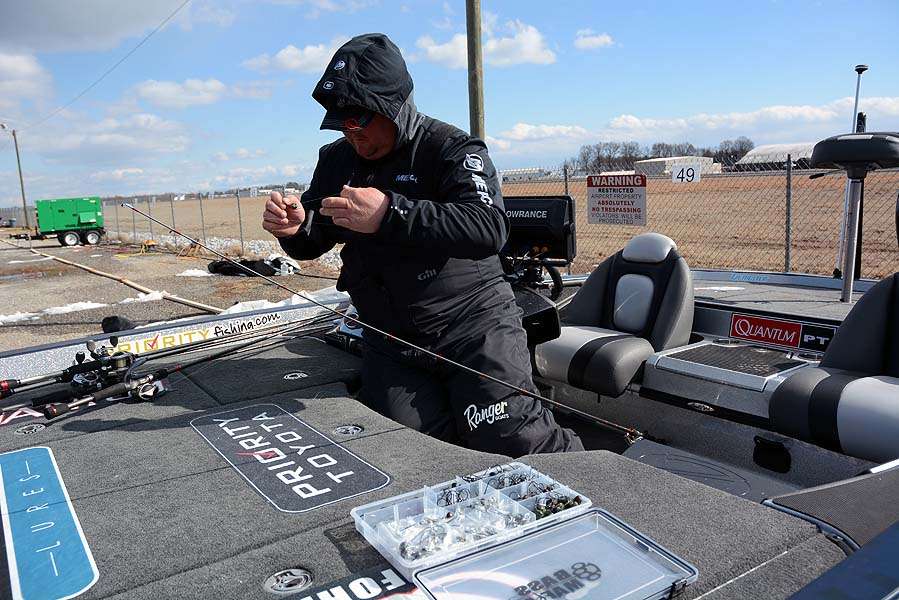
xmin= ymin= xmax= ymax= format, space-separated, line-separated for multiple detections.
xmin=105 ymin=169 xmax=899 ymax=278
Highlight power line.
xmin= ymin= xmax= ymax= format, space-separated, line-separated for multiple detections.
xmin=21 ymin=0 xmax=193 ymax=132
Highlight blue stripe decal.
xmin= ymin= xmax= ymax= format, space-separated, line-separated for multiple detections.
xmin=0 ymin=447 xmax=98 ymax=600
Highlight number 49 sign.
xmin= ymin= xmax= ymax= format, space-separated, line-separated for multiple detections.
xmin=672 ymin=164 xmax=701 ymax=183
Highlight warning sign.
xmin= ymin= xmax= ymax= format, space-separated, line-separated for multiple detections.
xmin=587 ymin=174 xmax=647 ymax=226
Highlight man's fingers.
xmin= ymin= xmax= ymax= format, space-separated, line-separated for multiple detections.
xmin=266 ymin=199 xmax=287 ymax=218
xmin=322 ymin=196 xmax=349 ymax=209
xmin=333 ymin=217 xmax=352 ymax=229
xmin=263 ymin=212 xmax=288 ymax=225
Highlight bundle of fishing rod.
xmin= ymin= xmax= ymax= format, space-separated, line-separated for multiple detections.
xmin=0 ymin=313 xmax=337 ymax=421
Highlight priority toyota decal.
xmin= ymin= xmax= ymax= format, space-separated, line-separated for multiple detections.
xmin=191 ymin=404 xmax=390 ymax=513
xmin=729 ymin=313 xmax=836 ymax=352
xmin=112 ymin=313 xmax=282 ymax=354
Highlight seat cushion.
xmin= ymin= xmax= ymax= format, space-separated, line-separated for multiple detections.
xmin=770 ymin=367 xmax=899 ymax=462
xmin=534 ymin=326 xmax=655 ymax=396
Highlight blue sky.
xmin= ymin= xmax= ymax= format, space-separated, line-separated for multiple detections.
xmin=0 ymin=0 xmax=897 ymax=205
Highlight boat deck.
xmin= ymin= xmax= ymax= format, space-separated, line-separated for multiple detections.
xmin=692 ymin=281 xmax=860 ymax=322
xmin=0 ymin=336 xmax=846 ymax=599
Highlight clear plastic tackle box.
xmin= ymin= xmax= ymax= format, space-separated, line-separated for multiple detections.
xmin=350 ymin=462 xmax=593 ymax=580
xmin=414 ymin=508 xmax=699 ymax=600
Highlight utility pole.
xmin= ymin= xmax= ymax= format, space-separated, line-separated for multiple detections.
xmin=0 ymin=124 xmax=30 ymax=230
xmin=466 ymin=0 xmax=485 ymax=139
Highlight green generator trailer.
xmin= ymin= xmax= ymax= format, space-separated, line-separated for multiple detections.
xmin=34 ymin=196 xmax=105 ymax=246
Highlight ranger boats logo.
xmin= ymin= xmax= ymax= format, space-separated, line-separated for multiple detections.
xmin=464 ymin=401 xmax=509 ymax=431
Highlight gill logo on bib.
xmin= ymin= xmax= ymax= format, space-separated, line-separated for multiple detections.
xmin=464 ymin=401 xmax=509 ymax=431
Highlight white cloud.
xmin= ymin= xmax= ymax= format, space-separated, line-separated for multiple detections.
xmin=415 ymin=20 xmax=555 ymax=69
xmin=265 ymin=0 xmax=375 ymax=19
xmin=0 ymin=1 xmax=231 ymax=52
xmin=485 ymin=21 xmax=555 ymax=67
xmin=29 ymin=112 xmax=190 ymax=165
xmin=89 ymin=167 xmax=144 ymax=181
xmin=605 ymin=96 xmax=899 ymax=141
xmin=242 ymin=37 xmax=349 ymax=73
xmin=135 ymin=79 xmax=227 ymax=109
xmin=177 ymin=1 xmax=236 ymax=30
xmin=0 ymin=53 xmax=52 ymax=111
xmin=213 ymin=151 xmax=230 ymax=162
xmin=214 ymin=165 xmax=278 ymax=185
xmin=574 ymin=29 xmax=614 ymax=50
xmin=281 ymin=163 xmax=310 ymax=178
xmin=499 ymin=123 xmax=590 ymax=141
xmin=415 ymin=34 xmax=468 ymax=69
xmin=231 ymin=81 xmax=276 ymax=99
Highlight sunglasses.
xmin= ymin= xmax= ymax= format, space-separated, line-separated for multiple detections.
xmin=343 ymin=111 xmax=375 ymax=131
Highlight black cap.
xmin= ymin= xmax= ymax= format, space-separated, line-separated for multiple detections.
xmin=320 ymin=105 xmax=375 ymax=132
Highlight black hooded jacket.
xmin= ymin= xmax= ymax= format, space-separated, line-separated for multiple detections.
xmin=280 ymin=34 xmax=511 ymax=343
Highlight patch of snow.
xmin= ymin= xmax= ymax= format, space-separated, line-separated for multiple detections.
xmin=694 ymin=286 xmax=745 ymax=292
xmin=120 ymin=291 xmax=165 ymax=304
xmin=0 ymin=312 xmax=40 ymax=325
xmin=8 ymin=257 xmax=52 ymax=264
xmin=90 ymin=254 xmax=103 ymax=257
xmin=177 ymin=269 xmax=212 ymax=277
xmin=42 ymin=301 xmax=108 ymax=315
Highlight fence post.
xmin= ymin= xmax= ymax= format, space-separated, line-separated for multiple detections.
xmin=114 ymin=202 xmax=120 ymax=239
xmin=785 ymin=153 xmax=792 ymax=272
xmin=148 ymin=196 xmax=154 ymax=238
xmin=199 ymin=192 xmax=207 ymax=244
xmin=131 ymin=198 xmax=137 ymax=242
xmin=236 ymin=189 xmax=245 ymax=256
xmin=563 ymin=164 xmax=569 ymax=195
xmin=169 ymin=195 xmax=176 ymax=230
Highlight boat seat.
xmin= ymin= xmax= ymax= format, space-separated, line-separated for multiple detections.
xmin=810 ymin=132 xmax=899 ymax=174
xmin=534 ymin=233 xmax=693 ymax=397
xmin=770 ymin=273 xmax=899 ymax=462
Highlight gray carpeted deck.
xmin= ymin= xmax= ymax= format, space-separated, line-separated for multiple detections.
xmin=0 ymin=337 xmax=846 ymax=599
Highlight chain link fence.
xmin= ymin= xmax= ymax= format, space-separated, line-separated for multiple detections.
xmin=84 ymin=156 xmax=899 ymax=279
xmin=502 ymin=156 xmax=899 ymax=279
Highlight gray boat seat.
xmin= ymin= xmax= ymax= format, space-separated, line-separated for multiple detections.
xmin=534 ymin=233 xmax=693 ymax=397
xmin=810 ymin=132 xmax=899 ymax=173
xmin=770 ymin=273 xmax=899 ymax=462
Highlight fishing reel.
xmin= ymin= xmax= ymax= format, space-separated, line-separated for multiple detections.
xmin=27 ymin=336 xmax=168 ymax=420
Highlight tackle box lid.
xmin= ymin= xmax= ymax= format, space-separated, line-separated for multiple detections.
xmin=413 ymin=508 xmax=698 ymax=600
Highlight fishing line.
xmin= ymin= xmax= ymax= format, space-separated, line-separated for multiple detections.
xmin=122 ymin=202 xmax=641 ymax=438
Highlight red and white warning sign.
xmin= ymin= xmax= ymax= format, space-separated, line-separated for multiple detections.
xmin=587 ymin=174 xmax=647 ymax=226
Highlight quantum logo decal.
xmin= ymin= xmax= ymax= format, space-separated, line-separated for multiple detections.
xmin=729 ymin=313 xmax=836 ymax=352
xmin=0 ymin=447 xmax=99 ymax=600
xmin=730 ymin=314 xmax=801 ymax=348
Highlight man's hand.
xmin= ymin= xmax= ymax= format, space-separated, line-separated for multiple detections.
xmin=320 ymin=185 xmax=389 ymax=234
xmin=262 ymin=191 xmax=305 ymax=238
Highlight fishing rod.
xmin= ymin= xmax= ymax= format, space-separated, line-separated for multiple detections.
xmin=0 ymin=312 xmax=337 ymax=399
xmin=123 ymin=202 xmax=642 ymax=439
xmin=35 ymin=318 xmax=335 ymax=420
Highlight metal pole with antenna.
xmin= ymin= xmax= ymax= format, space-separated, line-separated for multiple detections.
xmin=0 ymin=124 xmax=31 ymax=230
xmin=834 ymin=64 xmax=868 ymax=278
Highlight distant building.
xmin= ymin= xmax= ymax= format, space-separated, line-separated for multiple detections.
xmin=634 ymin=156 xmax=721 ymax=177
xmin=500 ymin=167 xmax=551 ymax=183
xmin=734 ymin=143 xmax=815 ymax=171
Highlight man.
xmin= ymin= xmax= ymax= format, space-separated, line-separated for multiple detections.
xmin=263 ymin=33 xmax=581 ymax=455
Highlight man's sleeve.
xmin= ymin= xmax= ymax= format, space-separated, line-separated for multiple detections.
xmin=277 ymin=147 xmax=337 ymax=260
xmin=376 ymin=135 xmax=508 ymax=259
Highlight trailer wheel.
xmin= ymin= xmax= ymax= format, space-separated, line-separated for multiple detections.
xmin=58 ymin=231 xmax=81 ymax=246
xmin=83 ymin=230 xmax=101 ymax=245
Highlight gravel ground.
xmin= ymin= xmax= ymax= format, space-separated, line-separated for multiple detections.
xmin=0 ymin=239 xmax=339 ymax=352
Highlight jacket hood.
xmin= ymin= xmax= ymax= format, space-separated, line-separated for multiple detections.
xmin=313 ymin=33 xmax=423 ymax=147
